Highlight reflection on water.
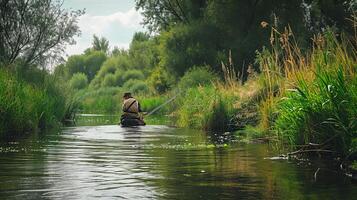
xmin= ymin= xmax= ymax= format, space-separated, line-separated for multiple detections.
xmin=0 ymin=125 xmax=356 ymax=199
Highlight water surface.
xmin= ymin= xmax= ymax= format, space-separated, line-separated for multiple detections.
xmin=0 ymin=125 xmax=356 ymax=199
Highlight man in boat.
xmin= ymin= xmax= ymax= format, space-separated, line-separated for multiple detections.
xmin=120 ymin=92 xmax=146 ymax=126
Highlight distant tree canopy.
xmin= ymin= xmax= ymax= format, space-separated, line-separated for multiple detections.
xmin=0 ymin=0 xmax=83 ymax=67
xmin=136 ymin=0 xmax=356 ymax=78
xmin=91 ymin=35 xmax=110 ymax=54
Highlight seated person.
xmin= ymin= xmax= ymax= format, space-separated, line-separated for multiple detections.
xmin=120 ymin=92 xmax=145 ymax=125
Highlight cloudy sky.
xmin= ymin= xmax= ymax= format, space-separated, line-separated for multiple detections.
xmin=63 ymin=0 xmax=145 ymax=56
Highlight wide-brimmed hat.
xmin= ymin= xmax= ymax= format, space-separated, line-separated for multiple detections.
xmin=123 ymin=92 xmax=132 ymax=98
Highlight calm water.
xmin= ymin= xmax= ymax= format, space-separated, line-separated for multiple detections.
xmin=0 ymin=125 xmax=356 ymax=199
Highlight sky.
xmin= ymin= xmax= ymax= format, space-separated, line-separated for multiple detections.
xmin=63 ymin=0 xmax=145 ymax=56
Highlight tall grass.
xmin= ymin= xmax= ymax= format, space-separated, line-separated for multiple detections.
xmin=0 ymin=68 xmax=74 ymax=137
xmin=176 ymin=85 xmax=235 ymax=132
xmin=76 ymin=87 xmax=123 ymax=114
xmin=257 ymin=26 xmax=357 ymax=155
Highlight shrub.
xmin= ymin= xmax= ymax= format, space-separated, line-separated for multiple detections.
xmin=70 ymin=73 xmax=88 ymax=90
xmin=178 ymin=66 xmax=219 ymax=90
xmin=122 ymin=70 xmax=145 ymax=82
xmin=130 ymin=81 xmax=150 ymax=94
xmin=102 ymin=74 xmax=116 ymax=87
xmin=113 ymin=70 xmax=124 ymax=86
xmin=97 ymin=60 xmax=117 ymax=78
xmin=147 ymin=66 xmax=173 ymax=94
xmin=122 ymin=79 xmax=149 ymax=94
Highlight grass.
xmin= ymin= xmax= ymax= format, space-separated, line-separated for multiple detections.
xmin=0 ymin=68 xmax=75 ymax=138
xmin=257 ymin=27 xmax=357 ymax=156
xmin=175 ymin=84 xmax=236 ymax=132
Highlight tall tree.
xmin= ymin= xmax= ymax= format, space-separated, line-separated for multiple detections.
xmin=0 ymin=0 xmax=83 ymax=67
xmin=91 ymin=35 xmax=109 ymax=54
xmin=135 ymin=0 xmax=207 ymax=32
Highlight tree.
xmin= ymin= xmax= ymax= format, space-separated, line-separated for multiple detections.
xmin=135 ymin=0 xmax=206 ymax=32
xmin=0 ymin=0 xmax=83 ymax=67
xmin=83 ymin=51 xmax=107 ymax=81
xmin=65 ymin=55 xmax=85 ymax=78
xmin=91 ymin=35 xmax=109 ymax=54
xmin=64 ymin=51 xmax=106 ymax=81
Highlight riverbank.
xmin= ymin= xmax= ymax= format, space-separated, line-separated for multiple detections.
xmin=0 ymin=67 xmax=75 ymax=138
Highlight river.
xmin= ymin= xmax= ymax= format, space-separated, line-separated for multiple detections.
xmin=0 ymin=124 xmax=356 ymax=199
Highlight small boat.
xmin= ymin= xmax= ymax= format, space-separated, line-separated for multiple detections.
xmin=120 ymin=118 xmax=146 ymax=127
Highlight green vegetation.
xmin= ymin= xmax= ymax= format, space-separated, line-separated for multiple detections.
xmin=70 ymin=73 xmax=88 ymax=90
xmin=0 ymin=0 xmax=81 ymax=138
xmin=1 ymin=0 xmax=356 ymax=168
xmin=256 ymin=29 xmax=357 ymax=156
xmin=0 ymin=68 xmax=74 ymax=137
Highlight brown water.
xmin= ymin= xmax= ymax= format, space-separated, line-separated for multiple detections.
xmin=0 ymin=125 xmax=356 ymax=199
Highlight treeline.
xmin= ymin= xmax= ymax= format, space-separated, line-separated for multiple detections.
xmin=58 ymin=0 xmax=356 ymax=93
xmin=136 ymin=0 xmax=356 ymax=78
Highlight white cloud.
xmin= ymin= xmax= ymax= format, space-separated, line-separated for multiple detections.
xmin=65 ymin=7 xmax=144 ymax=56
xmin=79 ymin=7 xmax=143 ymax=34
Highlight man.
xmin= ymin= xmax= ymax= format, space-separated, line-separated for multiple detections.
xmin=120 ymin=92 xmax=145 ymax=126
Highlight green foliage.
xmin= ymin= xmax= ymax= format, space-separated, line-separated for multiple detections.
xmin=65 ymin=50 xmax=106 ymax=81
xmin=176 ymin=86 xmax=234 ymax=132
xmin=102 ymin=74 xmax=117 ymax=87
xmin=178 ymin=66 xmax=219 ymax=90
xmin=70 ymin=73 xmax=88 ymax=90
xmin=159 ymin=21 xmax=222 ymax=76
xmin=275 ymin=68 xmax=357 ymax=155
xmin=91 ymin=35 xmax=109 ymax=54
xmin=0 ymin=68 xmax=74 ymax=137
xmin=140 ymin=96 xmax=168 ymax=114
xmin=0 ymin=0 xmax=82 ymax=66
xmin=202 ymin=95 xmax=232 ymax=132
xmin=77 ymin=87 xmax=122 ymax=114
xmin=130 ymin=81 xmax=150 ymax=94
xmin=122 ymin=70 xmax=145 ymax=82
xmin=147 ymin=66 xmax=173 ymax=94
xmin=122 ymin=79 xmax=149 ymax=94
xmin=129 ymin=32 xmax=158 ymax=74
xmin=89 ymin=54 xmax=132 ymax=89
xmin=66 ymin=55 xmax=85 ymax=78
xmin=97 ymin=59 xmax=117 ymax=78
xmin=84 ymin=51 xmax=107 ymax=81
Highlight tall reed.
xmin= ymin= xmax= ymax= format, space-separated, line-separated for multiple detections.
xmin=258 ymin=24 xmax=357 ymax=155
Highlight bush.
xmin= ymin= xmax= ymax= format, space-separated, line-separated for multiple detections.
xmin=178 ymin=66 xmax=219 ymax=90
xmin=122 ymin=79 xmax=149 ymax=94
xmin=148 ymin=66 xmax=173 ymax=94
xmin=97 ymin=60 xmax=117 ymax=78
xmin=122 ymin=70 xmax=145 ymax=82
xmin=130 ymin=81 xmax=150 ymax=94
xmin=102 ymin=74 xmax=116 ymax=87
xmin=113 ymin=70 xmax=124 ymax=86
xmin=70 ymin=73 xmax=88 ymax=90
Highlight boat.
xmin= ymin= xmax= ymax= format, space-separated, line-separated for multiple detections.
xmin=120 ymin=118 xmax=146 ymax=127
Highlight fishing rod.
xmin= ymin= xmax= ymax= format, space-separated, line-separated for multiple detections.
xmin=144 ymin=90 xmax=181 ymax=116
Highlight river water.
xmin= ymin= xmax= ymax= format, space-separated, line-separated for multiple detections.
xmin=0 ymin=125 xmax=356 ymax=199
